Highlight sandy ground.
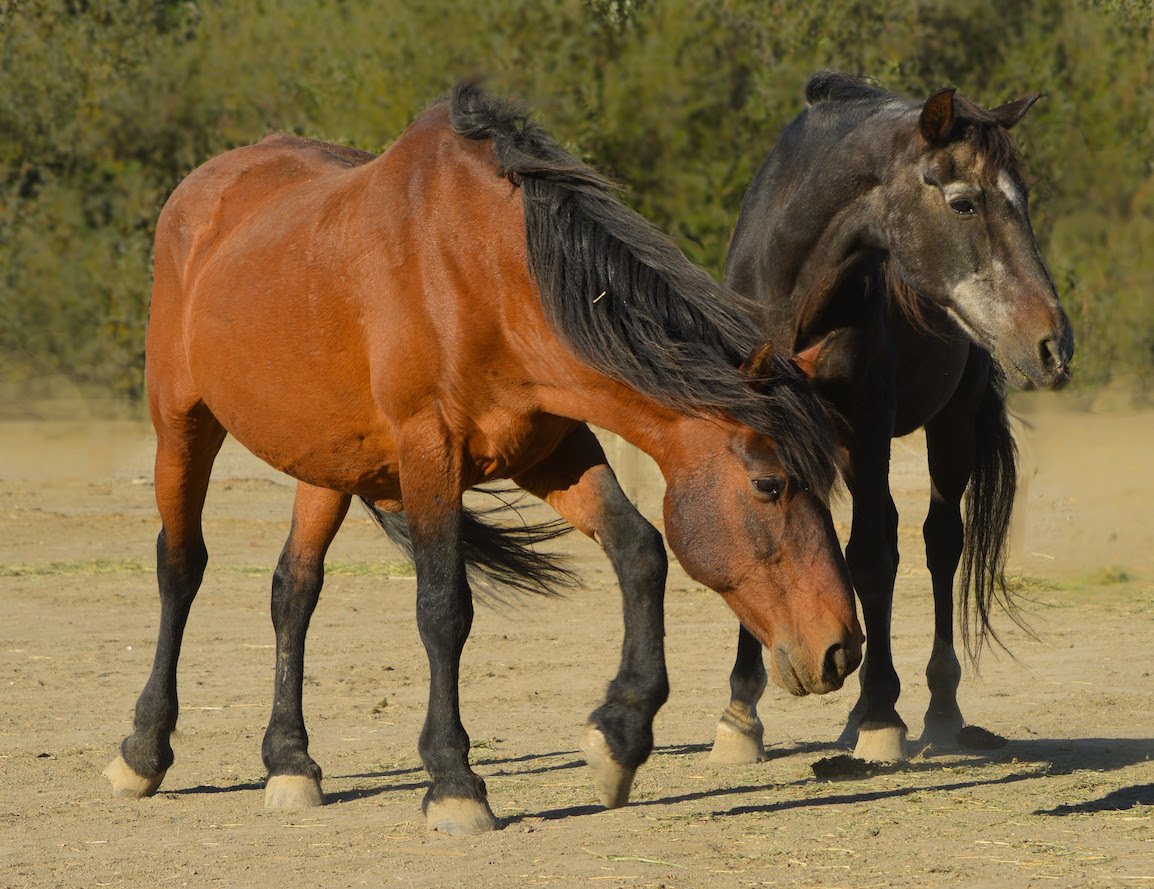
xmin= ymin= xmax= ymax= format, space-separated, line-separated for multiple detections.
xmin=1 ymin=396 xmax=1151 ymax=888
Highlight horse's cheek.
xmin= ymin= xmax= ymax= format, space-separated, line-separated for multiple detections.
xmin=662 ymin=484 xmax=735 ymax=594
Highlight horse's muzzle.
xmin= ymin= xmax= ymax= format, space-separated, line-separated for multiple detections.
xmin=771 ymin=633 xmax=861 ymax=696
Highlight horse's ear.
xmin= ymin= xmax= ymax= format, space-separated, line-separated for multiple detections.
xmin=920 ymin=87 xmax=957 ymax=145
xmin=742 ymin=342 xmax=776 ymax=383
xmin=991 ymin=93 xmax=1042 ymax=129
xmin=791 ymin=339 xmax=825 ymax=379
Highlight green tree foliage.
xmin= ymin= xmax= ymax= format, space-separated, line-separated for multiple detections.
xmin=1 ymin=0 xmax=1150 ymax=402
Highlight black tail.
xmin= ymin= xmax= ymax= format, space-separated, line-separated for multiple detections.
xmin=360 ymin=495 xmax=577 ymax=602
xmin=959 ymin=361 xmax=1026 ymax=660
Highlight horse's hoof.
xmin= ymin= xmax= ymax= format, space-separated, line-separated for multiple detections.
xmin=920 ymin=713 xmax=965 ymax=749
xmin=103 ymin=755 xmax=166 ymax=799
xmin=853 ymin=725 xmax=908 ymax=762
xmin=708 ymin=718 xmax=767 ymax=764
xmin=425 ymin=797 xmax=499 ymax=836
xmin=580 ymin=724 xmax=636 ymax=809
xmin=265 ymin=774 xmax=324 ymax=810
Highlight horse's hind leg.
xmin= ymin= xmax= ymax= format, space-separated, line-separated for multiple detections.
xmin=263 ymin=483 xmax=351 ymax=810
xmin=920 ymin=422 xmax=969 ymax=747
xmin=708 ymin=626 xmax=768 ymax=763
xmin=920 ymin=362 xmax=987 ymax=747
xmin=516 ymin=426 xmax=669 ymax=809
xmin=105 ymin=403 xmax=225 ymax=797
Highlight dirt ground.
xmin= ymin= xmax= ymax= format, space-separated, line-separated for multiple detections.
xmin=1 ymin=395 xmax=1151 ymax=888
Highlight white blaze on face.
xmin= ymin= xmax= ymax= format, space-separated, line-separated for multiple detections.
xmin=997 ymin=170 xmax=1027 ymax=216
xmin=947 ymin=261 xmax=1014 ymax=350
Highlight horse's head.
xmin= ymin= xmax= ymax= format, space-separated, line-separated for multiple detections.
xmin=880 ymin=86 xmax=1074 ymax=389
xmin=661 ymin=345 xmax=862 ymax=696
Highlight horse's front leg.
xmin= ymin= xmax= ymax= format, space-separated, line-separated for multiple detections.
xmin=399 ymin=431 xmax=497 ymax=836
xmin=920 ymin=411 xmax=969 ymax=747
xmin=516 ymin=425 xmax=669 ymax=808
xmin=840 ymin=426 xmax=907 ymax=761
xmin=262 ymin=483 xmax=351 ymax=809
xmin=708 ymin=625 xmax=768 ymax=763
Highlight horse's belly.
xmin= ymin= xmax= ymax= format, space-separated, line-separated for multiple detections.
xmin=208 ymin=393 xmax=400 ymax=498
xmin=183 ymin=283 xmax=400 ymax=496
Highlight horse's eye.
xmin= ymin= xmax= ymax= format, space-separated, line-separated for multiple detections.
xmin=949 ymin=198 xmax=976 ymax=216
xmin=752 ymin=477 xmax=784 ymax=502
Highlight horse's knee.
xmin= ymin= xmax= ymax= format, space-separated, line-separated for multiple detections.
xmin=270 ymin=556 xmax=324 ymax=628
xmin=156 ymin=529 xmax=208 ymax=597
xmin=845 ymin=535 xmax=896 ymax=602
xmin=608 ymin=516 xmax=667 ymax=593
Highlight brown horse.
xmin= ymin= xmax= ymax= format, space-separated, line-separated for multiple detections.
xmin=712 ymin=72 xmax=1074 ymax=765
xmin=105 ymin=84 xmax=862 ymax=834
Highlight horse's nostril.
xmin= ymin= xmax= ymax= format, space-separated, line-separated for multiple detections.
xmin=823 ymin=642 xmax=856 ymax=683
xmin=1039 ymin=336 xmax=1065 ymax=372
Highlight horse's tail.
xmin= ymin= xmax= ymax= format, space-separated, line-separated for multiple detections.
xmin=959 ymin=360 xmax=1025 ymax=660
xmin=359 ymin=496 xmax=577 ymax=602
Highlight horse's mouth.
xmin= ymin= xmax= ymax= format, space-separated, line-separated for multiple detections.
xmin=1001 ymin=356 xmax=1037 ymax=390
xmin=1000 ymin=351 xmax=1071 ymax=392
xmin=771 ymin=646 xmax=811 ymax=697
xmin=944 ymin=304 xmax=1073 ymax=392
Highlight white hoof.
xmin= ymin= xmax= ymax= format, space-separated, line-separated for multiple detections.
xmin=103 ymin=755 xmax=166 ymax=799
xmin=580 ymin=725 xmax=636 ymax=809
xmin=264 ymin=774 xmax=324 ymax=810
xmin=424 ymin=797 xmax=498 ymax=836
xmin=708 ymin=718 xmax=767 ymax=764
xmin=853 ymin=725 xmax=908 ymax=762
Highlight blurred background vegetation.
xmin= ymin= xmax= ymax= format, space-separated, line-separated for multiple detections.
xmin=1 ymin=0 xmax=1151 ymax=409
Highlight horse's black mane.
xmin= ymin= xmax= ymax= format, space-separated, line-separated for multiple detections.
xmin=449 ymin=81 xmax=837 ymax=495
xmin=805 ymin=70 xmax=894 ymax=106
xmin=806 ymin=70 xmax=1021 ymax=170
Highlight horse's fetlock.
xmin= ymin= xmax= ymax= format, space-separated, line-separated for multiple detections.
xmin=120 ymin=734 xmax=174 ymax=777
xmin=423 ymin=772 xmax=488 ymax=808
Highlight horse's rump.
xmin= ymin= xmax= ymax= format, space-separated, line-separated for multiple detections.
xmin=145 ymin=109 xmax=527 ymax=495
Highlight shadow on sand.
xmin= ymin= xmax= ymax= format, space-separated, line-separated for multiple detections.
xmin=160 ymin=734 xmax=1152 ymax=821
xmin=1035 ymin=782 xmax=1154 ymax=815
xmin=519 ymin=734 xmax=1154 ymax=822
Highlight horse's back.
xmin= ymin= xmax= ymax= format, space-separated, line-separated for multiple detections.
xmin=152 ymin=135 xmax=376 ymax=285
xmin=143 ymin=106 xmax=539 ymax=495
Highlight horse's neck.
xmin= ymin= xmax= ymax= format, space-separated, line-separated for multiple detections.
xmin=546 ymin=387 xmax=676 ymax=473
xmin=733 ymin=115 xmax=896 ymax=343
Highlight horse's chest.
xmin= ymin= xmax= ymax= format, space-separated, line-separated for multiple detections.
xmin=465 ymin=411 xmax=577 ymax=482
xmin=890 ymin=311 xmax=971 ymax=436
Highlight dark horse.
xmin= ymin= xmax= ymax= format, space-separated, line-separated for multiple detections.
xmin=105 ymin=84 xmax=863 ymax=834
xmin=710 ymin=72 xmax=1074 ymax=764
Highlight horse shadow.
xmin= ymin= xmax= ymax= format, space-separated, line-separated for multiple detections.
xmin=515 ymin=734 xmax=1154 ymax=822
xmin=162 ymin=735 xmax=1151 ymax=819
xmin=1036 ymin=783 xmax=1154 ymax=815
